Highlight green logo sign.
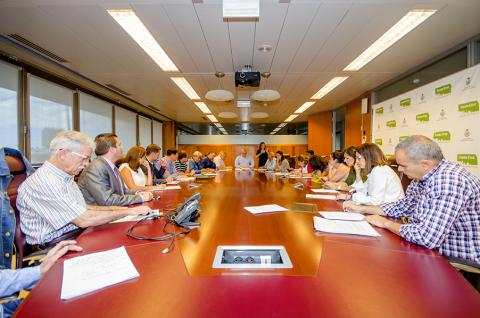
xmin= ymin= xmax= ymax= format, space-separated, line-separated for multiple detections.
xmin=416 ymin=113 xmax=430 ymax=122
xmin=435 ymin=84 xmax=452 ymax=96
xmin=375 ymin=107 xmax=384 ymax=114
xmin=457 ymin=154 xmax=478 ymax=166
xmin=458 ymin=101 xmax=479 ymax=113
xmin=399 ymin=136 xmax=409 ymax=142
xmin=433 ymin=131 xmax=451 ymax=141
xmin=386 ymin=120 xmax=396 ymax=128
xmin=400 ymin=98 xmax=411 ymax=107
xmin=375 ymin=139 xmax=382 ymax=145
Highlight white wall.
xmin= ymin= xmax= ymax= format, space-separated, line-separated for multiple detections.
xmin=178 ymin=134 xmax=307 ymax=145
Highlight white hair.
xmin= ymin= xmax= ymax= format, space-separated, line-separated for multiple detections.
xmin=49 ymin=130 xmax=95 ymax=156
xmin=193 ymin=151 xmax=202 ymax=158
xmin=395 ymin=135 xmax=444 ymax=162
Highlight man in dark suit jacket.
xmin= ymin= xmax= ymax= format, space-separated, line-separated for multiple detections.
xmin=78 ymin=133 xmax=152 ymax=206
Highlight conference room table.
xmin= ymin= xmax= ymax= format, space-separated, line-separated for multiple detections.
xmin=15 ymin=170 xmax=480 ymax=317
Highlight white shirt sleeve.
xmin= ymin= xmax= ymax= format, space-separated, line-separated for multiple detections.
xmin=352 ymin=166 xmax=404 ymax=205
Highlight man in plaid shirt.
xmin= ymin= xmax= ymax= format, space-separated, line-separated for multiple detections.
xmin=344 ymin=135 xmax=480 ymax=266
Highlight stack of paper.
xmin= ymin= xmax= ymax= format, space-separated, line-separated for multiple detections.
xmin=244 ymin=204 xmax=288 ymax=215
xmin=61 ymin=246 xmax=140 ymax=300
xmin=203 ymin=172 xmax=218 ymax=176
xmin=319 ymin=211 xmax=365 ymax=221
xmin=288 ymin=175 xmax=312 ymax=179
xmin=178 ymin=177 xmax=196 ymax=182
xmin=311 ymin=189 xmax=339 ymax=194
xmin=306 ymin=194 xmax=337 ymax=200
xmin=313 ymin=216 xmax=380 ymax=237
xmin=167 ymin=181 xmax=180 ymax=185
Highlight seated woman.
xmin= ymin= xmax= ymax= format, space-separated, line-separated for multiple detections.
xmin=275 ymin=151 xmax=290 ymax=173
xmin=325 ymin=146 xmax=364 ymax=190
xmin=337 ymin=143 xmax=404 ymax=205
xmin=263 ymin=151 xmax=276 ymax=171
xmin=309 ymin=155 xmax=328 ymax=181
xmin=293 ymin=155 xmax=313 ymax=175
xmin=119 ymin=146 xmax=164 ymax=191
xmin=322 ymin=151 xmax=350 ymax=182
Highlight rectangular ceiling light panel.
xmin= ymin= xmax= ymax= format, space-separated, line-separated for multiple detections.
xmin=311 ymin=77 xmax=348 ymax=100
xmin=194 ymin=102 xmax=212 ymax=114
xmin=171 ymin=77 xmax=201 ymax=100
xmin=223 ymin=0 xmax=259 ymax=18
xmin=284 ymin=114 xmax=298 ymax=122
xmin=294 ymin=101 xmax=315 ymax=114
xmin=344 ymin=10 xmax=436 ymax=71
xmin=107 ymin=9 xmax=178 ymax=72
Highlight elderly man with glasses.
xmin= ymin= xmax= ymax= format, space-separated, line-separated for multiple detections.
xmin=17 ymin=131 xmax=151 ymax=250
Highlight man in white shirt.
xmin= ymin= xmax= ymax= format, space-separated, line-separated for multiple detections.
xmin=234 ymin=148 xmax=254 ymax=169
xmin=18 ymin=131 xmax=152 ymax=247
xmin=213 ymin=151 xmax=231 ymax=169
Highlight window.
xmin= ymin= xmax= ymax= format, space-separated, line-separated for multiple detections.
xmin=79 ymin=92 xmax=112 ymax=139
xmin=138 ymin=116 xmax=151 ymax=146
xmin=0 ymin=61 xmax=19 ymax=150
xmin=115 ymin=106 xmax=136 ymax=152
xmin=29 ymin=75 xmax=73 ymax=163
xmin=152 ymin=120 xmax=163 ymax=150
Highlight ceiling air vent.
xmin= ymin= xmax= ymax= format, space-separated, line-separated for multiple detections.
xmin=105 ymin=83 xmax=131 ymax=96
xmin=7 ymin=34 xmax=69 ymax=63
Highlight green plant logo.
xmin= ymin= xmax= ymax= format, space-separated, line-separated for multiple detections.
xmin=400 ymin=98 xmax=411 ymax=107
xmin=399 ymin=136 xmax=409 ymax=142
xmin=416 ymin=113 xmax=430 ymax=122
xmin=458 ymin=101 xmax=479 ymax=114
xmin=386 ymin=120 xmax=396 ymax=128
xmin=433 ymin=131 xmax=451 ymax=141
xmin=375 ymin=139 xmax=382 ymax=145
xmin=375 ymin=107 xmax=384 ymax=114
xmin=457 ymin=154 xmax=478 ymax=166
xmin=435 ymin=84 xmax=452 ymax=96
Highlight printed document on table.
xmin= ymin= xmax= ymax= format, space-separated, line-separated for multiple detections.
xmin=178 ymin=177 xmax=196 ymax=182
xmin=306 ymin=194 xmax=337 ymax=200
xmin=311 ymin=189 xmax=339 ymax=194
xmin=288 ymin=175 xmax=312 ymax=179
xmin=244 ymin=204 xmax=288 ymax=215
xmin=319 ymin=211 xmax=365 ymax=221
xmin=61 ymin=246 xmax=139 ymax=300
xmin=313 ymin=216 xmax=380 ymax=237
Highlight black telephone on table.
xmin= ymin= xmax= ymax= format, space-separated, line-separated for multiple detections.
xmin=171 ymin=193 xmax=201 ymax=227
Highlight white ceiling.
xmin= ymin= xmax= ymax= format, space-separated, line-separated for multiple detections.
xmin=0 ymin=0 xmax=479 ymax=124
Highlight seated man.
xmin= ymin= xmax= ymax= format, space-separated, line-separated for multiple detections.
xmin=0 ymin=241 xmax=82 ymax=318
xmin=78 ymin=133 xmax=153 ymax=206
xmin=17 ymin=131 xmax=151 ymax=247
xmin=344 ymin=135 xmax=480 ymax=266
xmin=213 ymin=151 xmax=231 ymax=169
xmin=160 ymin=149 xmax=178 ymax=180
xmin=174 ymin=151 xmax=189 ymax=174
xmin=144 ymin=144 xmax=172 ymax=184
xmin=234 ymin=148 xmax=254 ymax=169
xmin=200 ymin=151 xmax=216 ymax=171
xmin=188 ymin=151 xmax=203 ymax=175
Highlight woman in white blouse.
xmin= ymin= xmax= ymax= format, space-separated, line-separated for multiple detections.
xmin=119 ymin=146 xmax=164 ymax=191
xmin=338 ymin=143 xmax=404 ymax=205
xmin=275 ymin=150 xmax=290 ymax=173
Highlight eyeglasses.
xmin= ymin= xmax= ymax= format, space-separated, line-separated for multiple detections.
xmin=69 ymin=150 xmax=91 ymax=161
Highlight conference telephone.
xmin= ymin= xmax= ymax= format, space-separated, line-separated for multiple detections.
xmin=171 ymin=192 xmax=201 ymax=227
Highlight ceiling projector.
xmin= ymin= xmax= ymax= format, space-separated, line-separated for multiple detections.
xmin=235 ymin=65 xmax=260 ymax=87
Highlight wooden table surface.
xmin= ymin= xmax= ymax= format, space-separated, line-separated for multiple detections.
xmin=15 ymin=171 xmax=480 ymax=318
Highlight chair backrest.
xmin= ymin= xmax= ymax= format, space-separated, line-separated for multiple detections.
xmin=5 ymin=155 xmax=30 ymax=268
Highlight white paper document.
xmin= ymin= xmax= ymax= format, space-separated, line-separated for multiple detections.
xmin=306 ymin=194 xmax=337 ymax=200
xmin=244 ymin=204 xmax=288 ymax=215
xmin=203 ymin=172 xmax=218 ymax=176
xmin=288 ymin=175 xmax=312 ymax=179
xmin=311 ymin=189 xmax=339 ymax=194
xmin=178 ymin=177 xmax=196 ymax=182
xmin=313 ymin=216 xmax=380 ymax=237
xmin=161 ymin=185 xmax=182 ymax=190
xmin=167 ymin=181 xmax=180 ymax=185
xmin=319 ymin=211 xmax=365 ymax=221
xmin=61 ymin=246 xmax=140 ymax=300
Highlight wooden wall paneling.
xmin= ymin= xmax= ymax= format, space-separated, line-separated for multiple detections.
xmin=345 ymin=96 xmax=371 ymax=147
xmin=308 ymin=111 xmax=333 ymax=156
xmin=162 ymin=121 xmax=177 ymax=156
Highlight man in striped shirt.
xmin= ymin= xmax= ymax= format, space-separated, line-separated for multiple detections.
xmin=344 ymin=135 xmax=480 ymax=266
xmin=17 ymin=131 xmax=152 ymax=247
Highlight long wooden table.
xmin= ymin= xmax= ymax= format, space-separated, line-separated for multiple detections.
xmin=15 ymin=171 xmax=480 ymax=317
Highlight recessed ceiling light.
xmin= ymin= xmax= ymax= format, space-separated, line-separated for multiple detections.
xmin=344 ymin=9 xmax=436 ymax=71
xmin=237 ymin=100 xmax=251 ymax=108
xmin=107 ymin=9 xmax=178 ymax=72
xmin=223 ymin=0 xmax=259 ymax=18
xmin=311 ymin=77 xmax=348 ymax=100
xmin=294 ymin=101 xmax=315 ymax=114
xmin=257 ymin=44 xmax=272 ymax=53
xmin=206 ymin=114 xmax=218 ymax=122
xmin=278 ymin=123 xmax=287 ymax=128
xmin=194 ymin=102 xmax=211 ymax=114
xmin=214 ymin=123 xmax=223 ymax=128
xmin=218 ymin=111 xmax=238 ymax=119
xmin=171 ymin=77 xmax=200 ymax=100
xmin=284 ymin=114 xmax=298 ymax=122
